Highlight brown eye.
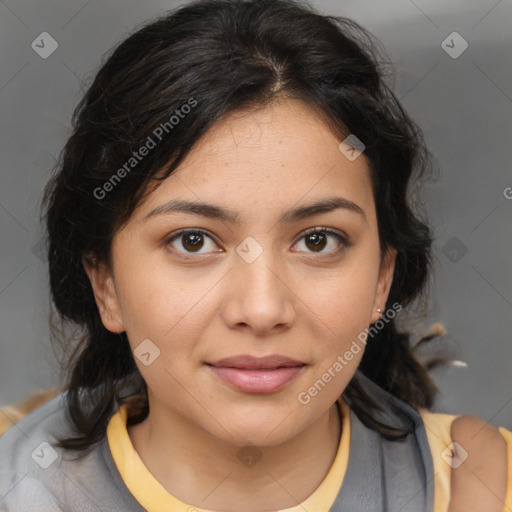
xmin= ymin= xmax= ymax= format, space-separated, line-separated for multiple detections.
xmin=293 ymin=228 xmax=347 ymax=255
xmin=305 ymin=232 xmax=327 ymax=252
xmin=166 ymin=229 xmax=220 ymax=256
xmin=181 ymin=232 xmax=204 ymax=252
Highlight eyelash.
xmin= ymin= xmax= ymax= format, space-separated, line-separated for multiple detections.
xmin=164 ymin=226 xmax=348 ymax=259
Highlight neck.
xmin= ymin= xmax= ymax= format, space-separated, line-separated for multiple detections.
xmin=128 ymin=400 xmax=342 ymax=512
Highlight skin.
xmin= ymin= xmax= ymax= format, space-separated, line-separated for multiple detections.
xmin=85 ymin=98 xmax=395 ymax=510
xmin=448 ymin=416 xmax=507 ymax=512
xmin=82 ymin=97 xmax=508 ymax=512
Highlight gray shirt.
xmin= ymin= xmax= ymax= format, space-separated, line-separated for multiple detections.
xmin=0 ymin=370 xmax=434 ymax=511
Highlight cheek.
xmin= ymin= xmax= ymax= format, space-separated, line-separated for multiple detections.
xmin=115 ymin=263 xmax=218 ymax=342
xmin=295 ymin=271 xmax=375 ymax=407
xmin=305 ymin=259 xmax=380 ymax=332
xmin=298 ymin=255 xmax=381 ymax=394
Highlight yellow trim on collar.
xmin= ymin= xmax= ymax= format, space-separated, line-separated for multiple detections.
xmin=106 ymin=398 xmax=351 ymax=512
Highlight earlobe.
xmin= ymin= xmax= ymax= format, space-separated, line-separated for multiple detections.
xmin=82 ymin=255 xmax=125 ymax=333
xmin=370 ymin=246 xmax=397 ymax=324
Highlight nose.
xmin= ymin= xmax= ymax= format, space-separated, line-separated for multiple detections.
xmin=220 ymin=249 xmax=296 ymax=337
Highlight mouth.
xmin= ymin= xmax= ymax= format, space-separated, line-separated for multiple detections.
xmin=205 ymin=355 xmax=307 ymax=393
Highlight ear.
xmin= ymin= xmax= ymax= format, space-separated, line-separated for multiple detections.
xmin=82 ymin=254 xmax=125 ymax=333
xmin=370 ymin=246 xmax=397 ymax=324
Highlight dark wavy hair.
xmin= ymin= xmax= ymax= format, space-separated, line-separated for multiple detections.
xmin=43 ymin=0 xmax=439 ymax=450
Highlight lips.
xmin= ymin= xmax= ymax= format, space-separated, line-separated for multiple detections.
xmin=206 ymin=355 xmax=306 ymax=393
xmin=209 ymin=354 xmax=304 ymax=369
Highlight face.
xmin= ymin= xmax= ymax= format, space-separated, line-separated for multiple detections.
xmin=85 ymin=98 xmax=396 ymax=447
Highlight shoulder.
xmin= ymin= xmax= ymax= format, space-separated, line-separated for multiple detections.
xmin=0 ymin=394 xmax=136 ymax=511
xmin=447 ymin=415 xmax=509 ymax=512
xmin=0 ymin=393 xmax=70 ymax=509
xmin=0 ymin=391 xmax=68 ymax=456
xmin=0 ymin=390 xmax=69 ymax=443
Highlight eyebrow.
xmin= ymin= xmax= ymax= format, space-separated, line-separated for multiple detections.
xmin=143 ymin=196 xmax=367 ymax=224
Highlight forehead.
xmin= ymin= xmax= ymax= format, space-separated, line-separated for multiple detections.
xmin=136 ymin=98 xmax=375 ymax=224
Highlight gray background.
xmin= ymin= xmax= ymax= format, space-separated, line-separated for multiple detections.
xmin=1 ymin=0 xmax=511 ymax=428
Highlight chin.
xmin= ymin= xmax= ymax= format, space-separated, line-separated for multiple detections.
xmin=206 ymin=408 xmax=308 ymax=448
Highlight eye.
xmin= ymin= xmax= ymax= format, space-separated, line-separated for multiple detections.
xmin=165 ymin=229 xmax=221 ymax=256
xmin=165 ymin=226 xmax=348 ymax=259
xmin=292 ymin=227 xmax=347 ymax=255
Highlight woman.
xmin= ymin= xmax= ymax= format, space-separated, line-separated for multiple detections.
xmin=0 ymin=0 xmax=510 ymax=510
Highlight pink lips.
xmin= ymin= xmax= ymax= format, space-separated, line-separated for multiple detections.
xmin=206 ymin=355 xmax=306 ymax=393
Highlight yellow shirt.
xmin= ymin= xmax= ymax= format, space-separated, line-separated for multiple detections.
xmin=106 ymin=400 xmax=512 ymax=512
